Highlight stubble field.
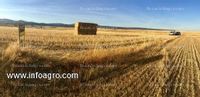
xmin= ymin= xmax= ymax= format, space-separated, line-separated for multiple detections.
xmin=0 ymin=26 xmax=199 ymax=97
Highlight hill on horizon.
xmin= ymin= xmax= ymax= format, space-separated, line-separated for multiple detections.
xmin=0 ymin=18 xmax=172 ymax=31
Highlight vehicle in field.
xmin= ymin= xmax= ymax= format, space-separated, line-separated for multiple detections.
xmin=170 ymin=30 xmax=181 ymax=35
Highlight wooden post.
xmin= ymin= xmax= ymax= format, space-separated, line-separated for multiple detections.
xmin=18 ymin=24 xmax=25 ymax=47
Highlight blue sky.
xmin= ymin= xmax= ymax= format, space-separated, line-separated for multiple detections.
xmin=0 ymin=0 xmax=200 ymax=30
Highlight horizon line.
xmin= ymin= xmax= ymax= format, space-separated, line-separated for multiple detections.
xmin=0 ymin=18 xmax=200 ymax=31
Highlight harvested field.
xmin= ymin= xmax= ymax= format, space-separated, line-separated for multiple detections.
xmin=0 ymin=26 xmax=200 ymax=97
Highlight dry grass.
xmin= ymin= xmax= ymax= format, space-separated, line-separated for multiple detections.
xmin=0 ymin=26 xmax=189 ymax=97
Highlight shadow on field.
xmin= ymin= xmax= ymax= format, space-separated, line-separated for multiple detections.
xmin=83 ymin=48 xmax=164 ymax=82
xmin=79 ymin=37 xmax=179 ymax=82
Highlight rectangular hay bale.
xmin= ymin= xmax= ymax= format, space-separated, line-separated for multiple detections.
xmin=75 ymin=22 xmax=98 ymax=35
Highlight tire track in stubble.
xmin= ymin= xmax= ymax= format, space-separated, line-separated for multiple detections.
xmin=163 ymin=37 xmax=187 ymax=97
xmin=164 ymin=37 xmax=200 ymax=97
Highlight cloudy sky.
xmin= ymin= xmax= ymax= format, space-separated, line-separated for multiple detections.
xmin=0 ymin=0 xmax=200 ymax=30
